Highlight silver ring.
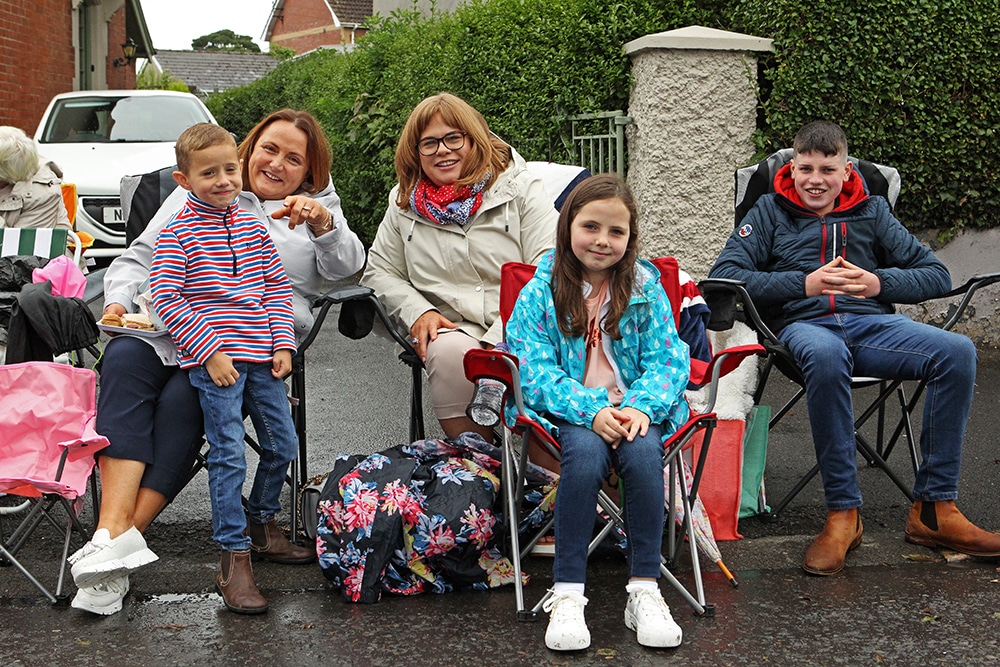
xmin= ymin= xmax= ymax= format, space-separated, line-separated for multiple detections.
xmin=302 ymin=205 xmax=312 ymax=212
xmin=411 ymin=337 xmax=419 ymax=344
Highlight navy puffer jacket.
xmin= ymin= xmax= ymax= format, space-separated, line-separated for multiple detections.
xmin=709 ymin=164 xmax=950 ymax=330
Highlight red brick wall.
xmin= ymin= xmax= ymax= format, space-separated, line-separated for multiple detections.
xmin=269 ymin=0 xmax=371 ymax=54
xmin=0 ymin=0 xmax=76 ymax=133
xmin=106 ymin=7 xmax=136 ymax=91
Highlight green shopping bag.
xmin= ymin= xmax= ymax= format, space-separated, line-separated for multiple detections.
xmin=739 ymin=404 xmax=770 ymax=518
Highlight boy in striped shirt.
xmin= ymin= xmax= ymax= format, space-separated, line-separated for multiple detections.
xmin=150 ymin=123 xmax=298 ymax=615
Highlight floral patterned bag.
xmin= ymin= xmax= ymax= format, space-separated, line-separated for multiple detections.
xmin=315 ymin=433 xmax=521 ymax=603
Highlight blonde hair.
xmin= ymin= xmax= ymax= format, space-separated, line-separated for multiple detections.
xmin=394 ymin=93 xmax=512 ymax=209
xmin=0 ymin=126 xmax=40 ymax=184
xmin=174 ymin=123 xmax=237 ymax=174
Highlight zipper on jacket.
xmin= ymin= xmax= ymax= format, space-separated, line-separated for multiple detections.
xmin=223 ymin=208 xmax=238 ymax=276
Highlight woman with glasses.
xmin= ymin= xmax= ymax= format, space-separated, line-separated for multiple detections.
xmin=362 ymin=92 xmax=558 ymax=441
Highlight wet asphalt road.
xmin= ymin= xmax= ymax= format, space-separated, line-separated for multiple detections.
xmin=3 ymin=302 xmax=1000 ymax=666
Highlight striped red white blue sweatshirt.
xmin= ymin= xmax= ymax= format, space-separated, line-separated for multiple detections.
xmin=150 ymin=193 xmax=297 ymax=369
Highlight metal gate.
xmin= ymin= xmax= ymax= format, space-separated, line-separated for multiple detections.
xmin=559 ymin=110 xmax=632 ymax=177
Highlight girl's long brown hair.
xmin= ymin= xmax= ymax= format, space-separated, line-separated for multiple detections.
xmin=552 ymin=174 xmax=639 ymax=340
xmin=394 ymin=92 xmax=512 ymax=209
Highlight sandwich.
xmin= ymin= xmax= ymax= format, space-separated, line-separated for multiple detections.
xmin=100 ymin=313 xmax=123 ymax=327
xmin=121 ymin=313 xmax=156 ymax=331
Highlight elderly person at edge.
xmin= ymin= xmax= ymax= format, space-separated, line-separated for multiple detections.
xmin=67 ymin=109 xmax=365 ymax=616
xmin=0 ymin=125 xmax=71 ymax=231
xmin=361 ymin=92 xmax=558 ymax=441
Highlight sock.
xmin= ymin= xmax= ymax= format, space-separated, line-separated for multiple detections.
xmin=552 ymin=582 xmax=585 ymax=596
xmin=626 ymin=580 xmax=659 ymax=593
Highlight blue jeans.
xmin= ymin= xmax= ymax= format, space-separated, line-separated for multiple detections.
xmin=188 ymin=361 xmax=298 ymax=551
xmin=550 ymin=418 xmax=665 ymax=583
xmin=779 ymin=313 xmax=977 ymax=510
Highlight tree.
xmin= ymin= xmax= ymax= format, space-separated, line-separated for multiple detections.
xmin=191 ymin=29 xmax=260 ymax=53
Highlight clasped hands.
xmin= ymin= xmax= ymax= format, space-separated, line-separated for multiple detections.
xmin=805 ymin=256 xmax=881 ymax=299
xmin=593 ymin=406 xmax=650 ymax=448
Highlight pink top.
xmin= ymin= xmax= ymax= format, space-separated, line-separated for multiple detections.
xmin=582 ymin=280 xmax=624 ymax=406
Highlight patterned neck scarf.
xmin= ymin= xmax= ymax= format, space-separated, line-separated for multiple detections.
xmin=410 ymin=175 xmax=489 ymax=226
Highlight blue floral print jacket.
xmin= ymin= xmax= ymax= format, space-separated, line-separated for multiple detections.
xmin=506 ymin=250 xmax=690 ymax=438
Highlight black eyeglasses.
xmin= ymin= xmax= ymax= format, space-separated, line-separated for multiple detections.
xmin=416 ymin=131 xmax=467 ymax=156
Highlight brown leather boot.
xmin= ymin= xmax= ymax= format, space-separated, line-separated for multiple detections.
xmin=802 ymin=508 xmax=863 ymax=576
xmin=246 ymin=517 xmax=315 ymax=564
xmin=216 ymin=549 xmax=269 ymax=614
xmin=904 ymin=500 xmax=1000 ymax=556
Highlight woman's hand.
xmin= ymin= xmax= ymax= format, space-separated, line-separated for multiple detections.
xmin=409 ymin=310 xmax=457 ymax=362
xmin=103 ymin=304 xmax=127 ymax=317
xmin=273 ymin=195 xmax=334 ymax=237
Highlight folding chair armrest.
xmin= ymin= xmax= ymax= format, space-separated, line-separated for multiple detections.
xmin=83 ymin=267 xmax=107 ymax=307
xmin=698 ymin=278 xmax=783 ymax=345
xmin=311 ymin=284 xmax=421 ymax=364
xmin=697 ymin=343 xmax=766 ymax=413
xmin=463 ymin=347 xmax=531 ymax=424
xmin=935 ymin=272 xmax=1000 ymax=331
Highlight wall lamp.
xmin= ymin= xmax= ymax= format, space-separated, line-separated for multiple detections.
xmin=113 ymin=37 xmax=137 ymax=67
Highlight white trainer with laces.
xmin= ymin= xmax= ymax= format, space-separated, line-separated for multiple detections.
xmin=69 ymin=526 xmax=158 ymax=589
xmin=542 ymin=589 xmax=590 ymax=651
xmin=624 ymin=584 xmax=683 ymax=648
xmin=71 ymin=574 xmax=130 ymax=616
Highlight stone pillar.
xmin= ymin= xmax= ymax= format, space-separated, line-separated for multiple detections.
xmin=624 ymin=26 xmax=773 ymax=277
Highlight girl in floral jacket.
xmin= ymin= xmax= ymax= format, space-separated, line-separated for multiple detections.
xmin=506 ymin=174 xmax=689 ymax=652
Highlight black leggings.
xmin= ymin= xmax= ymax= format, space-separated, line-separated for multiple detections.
xmin=95 ymin=335 xmax=203 ymax=499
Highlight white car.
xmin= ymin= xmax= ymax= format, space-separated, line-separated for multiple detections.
xmin=34 ymin=90 xmax=217 ymax=261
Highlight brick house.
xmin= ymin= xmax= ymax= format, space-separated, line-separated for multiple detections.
xmin=0 ymin=0 xmax=153 ymax=133
xmin=263 ymin=0 xmax=372 ymax=55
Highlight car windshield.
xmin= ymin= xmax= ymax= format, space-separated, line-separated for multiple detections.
xmin=38 ymin=95 xmax=212 ymax=144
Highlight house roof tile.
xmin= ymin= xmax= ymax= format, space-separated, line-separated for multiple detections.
xmin=153 ymin=50 xmax=280 ymax=97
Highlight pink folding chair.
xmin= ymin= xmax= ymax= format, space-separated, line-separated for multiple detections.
xmin=0 ymin=362 xmax=109 ymax=603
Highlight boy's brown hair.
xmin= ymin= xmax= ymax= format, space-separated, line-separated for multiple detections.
xmin=175 ymin=123 xmax=237 ymax=174
xmin=793 ymin=120 xmax=848 ymax=157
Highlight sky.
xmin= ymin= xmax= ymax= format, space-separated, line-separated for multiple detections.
xmin=141 ymin=0 xmax=276 ymax=52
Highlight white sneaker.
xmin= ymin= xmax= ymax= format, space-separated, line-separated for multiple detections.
xmin=542 ymin=589 xmax=590 ymax=651
xmin=71 ymin=574 xmax=130 ymax=616
xmin=624 ymin=584 xmax=683 ymax=648
xmin=69 ymin=527 xmax=158 ymax=589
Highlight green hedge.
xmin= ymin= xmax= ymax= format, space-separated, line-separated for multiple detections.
xmin=728 ymin=0 xmax=1000 ymax=238
xmin=208 ymin=1 xmax=713 ymax=244
xmin=208 ymin=0 xmax=1000 ymax=244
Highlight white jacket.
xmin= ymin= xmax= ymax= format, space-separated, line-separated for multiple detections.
xmin=0 ymin=161 xmax=72 ymax=231
xmin=104 ymin=180 xmax=365 ymax=341
xmin=361 ymin=151 xmax=557 ymax=344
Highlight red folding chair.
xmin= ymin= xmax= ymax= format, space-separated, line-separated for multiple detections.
xmin=464 ymin=258 xmax=763 ymax=620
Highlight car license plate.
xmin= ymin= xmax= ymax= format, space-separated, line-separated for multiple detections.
xmin=103 ymin=206 xmax=124 ymax=224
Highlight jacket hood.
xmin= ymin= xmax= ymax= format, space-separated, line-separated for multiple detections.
xmin=773 ymin=161 xmax=869 ymax=217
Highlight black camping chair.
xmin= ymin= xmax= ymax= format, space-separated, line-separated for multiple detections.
xmin=699 ymin=149 xmax=1000 ymax=521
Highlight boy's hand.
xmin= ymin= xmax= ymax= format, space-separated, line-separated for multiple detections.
xmin=206 ymin=351 xmax=239 ymax=387
xmin=806 ymin=257 xmax=881 ymax=298
xmin=272 ymin=349 xmax=293 ymax=378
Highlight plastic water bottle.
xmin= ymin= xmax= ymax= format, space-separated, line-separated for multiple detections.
xmin=466 ymin=342 xmax=510 ymax=427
